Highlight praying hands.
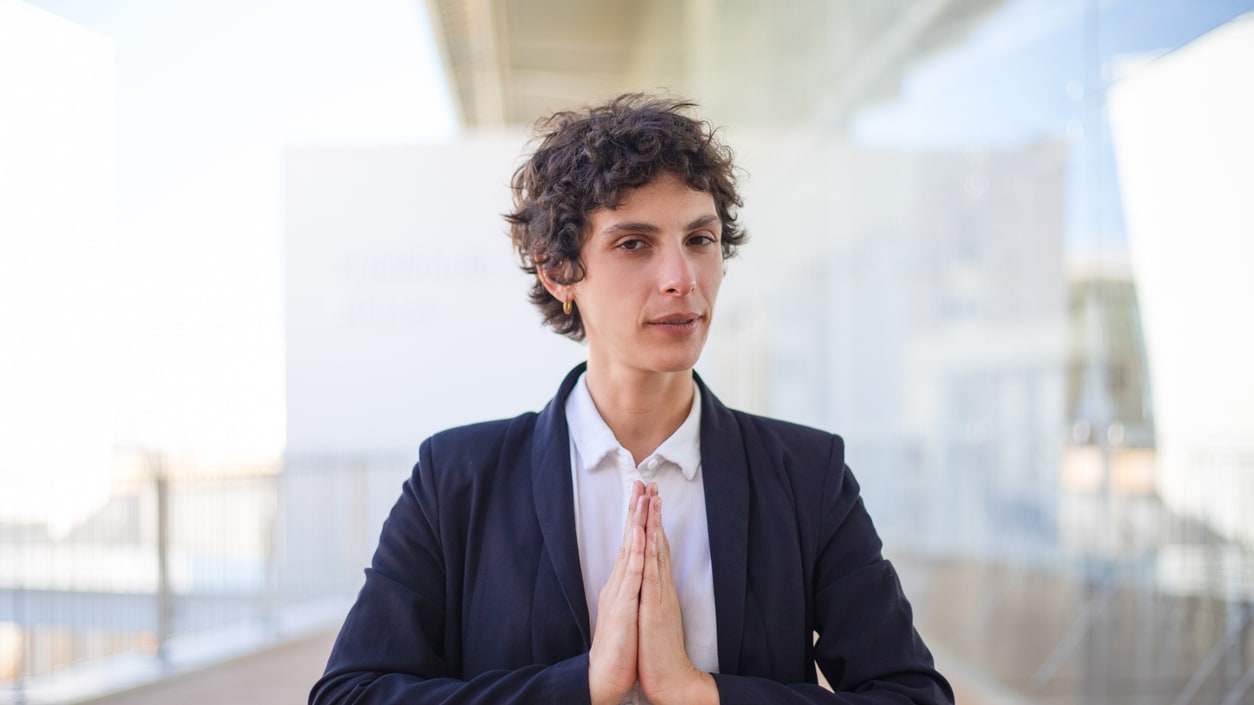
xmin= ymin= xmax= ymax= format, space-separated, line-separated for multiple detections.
xmin=588 ymin=481 xmax=719 ymax=705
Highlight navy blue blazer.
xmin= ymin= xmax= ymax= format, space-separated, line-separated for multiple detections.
xmin=311 ymin=365 xmax=953 ymax=704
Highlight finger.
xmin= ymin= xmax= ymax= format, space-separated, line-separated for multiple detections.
xmin=619 ymin=524 xmax=646 ymax=600
xmin=606 ymin=494 xmax=648 ymax=594
xmin=649 ymin=496 xmax=664 ymax=559
xmin=653 ymin=496 xmax=670 ymax=564
xmin=641 ymin=496 xmax=663 ymax=600
xmin=620 ymin=497 xmax=649 ymax=582
xmin=641 ymin=521 xmax=659 ymax=603
xmin=647 ymin=496 xmax=673 ymax=584
xmin=631 ymin=479 xmax=646 ymax=507
xmin=619 ymin=481 xmax=646 ymax=550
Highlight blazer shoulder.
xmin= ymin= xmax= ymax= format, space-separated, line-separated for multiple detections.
xmin=719 ymin=408 xmax=854 ymax=505
xmin=421 ymin=412 xmax=540 ymax=478
xmin=428 ymin=413 xmax=535 ymax=447
xmin=729 ymin=409 xmax=845 ymax=464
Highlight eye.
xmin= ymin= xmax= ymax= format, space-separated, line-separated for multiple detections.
xmin=688 ymin=232 xmax=718 ymax=247
xmin=617 ymin=238 xmax=647 ymax=252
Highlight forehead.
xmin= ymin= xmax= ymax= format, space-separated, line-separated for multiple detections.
xmin=592 ymin=173 xmax=718 ymax=226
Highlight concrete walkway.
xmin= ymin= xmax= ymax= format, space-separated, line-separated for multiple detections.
xmin=75 ymin=631 xmax=337 ymax=705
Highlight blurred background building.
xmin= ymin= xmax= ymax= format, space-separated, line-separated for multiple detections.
xmin=2 ymin=0 xmax=1253 ymax=703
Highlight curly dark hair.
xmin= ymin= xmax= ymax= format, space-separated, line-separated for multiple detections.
xmin=507 ymin=93 xmax=746 ymax=341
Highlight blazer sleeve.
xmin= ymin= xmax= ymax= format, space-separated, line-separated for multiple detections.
xmin=309 ymin=437 xmax=593 ymax=705
xmin=712 ymin=436 xmax=954 ymax=705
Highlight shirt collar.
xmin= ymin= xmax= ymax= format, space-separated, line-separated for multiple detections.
xmin=564 ymin=371 xmax=702 ymax=481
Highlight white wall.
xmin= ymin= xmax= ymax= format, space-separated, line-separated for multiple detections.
xmin=1110 ymin=13 xmax=1254 ymax=547
xmin=0 ymin=1 xmax=115 ymax=534
xmin=283 ymin=133 xmax=586 ymax=459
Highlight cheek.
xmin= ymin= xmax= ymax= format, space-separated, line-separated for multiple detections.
xmin=699 ymin=260 xmax=724 ymax=298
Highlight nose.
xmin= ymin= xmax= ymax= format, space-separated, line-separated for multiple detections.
xmin=660 ymin=241 xmax=697 ymax=296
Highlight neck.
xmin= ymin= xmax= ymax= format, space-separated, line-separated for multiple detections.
xmin=583 ymin=362 xmax=695 ymax=466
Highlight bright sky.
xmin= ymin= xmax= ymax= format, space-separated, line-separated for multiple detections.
xmin=849 ymin=0 xmax=1254 ymax=245
xmin=0 ymin=0 xmax=454 ymax=527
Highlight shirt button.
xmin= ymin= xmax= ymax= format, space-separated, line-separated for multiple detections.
xmin=645 ymin=458 xmax=659 ymax=471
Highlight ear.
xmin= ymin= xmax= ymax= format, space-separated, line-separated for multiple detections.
xmin=536 ymin=259 xmax=573 ymax=304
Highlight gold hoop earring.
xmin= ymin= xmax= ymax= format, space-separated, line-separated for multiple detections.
xmin=563 ymin=298 xmax=573 ymax=316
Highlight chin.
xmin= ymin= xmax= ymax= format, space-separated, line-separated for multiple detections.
xmin=593 ymin=336 xmax=708 ymax=375
xmin=643 ymin=349 xmax=705 ymax=374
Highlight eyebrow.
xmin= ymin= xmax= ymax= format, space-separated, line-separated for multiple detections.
xmin=600 ymin=214 xmax=722 ymax=236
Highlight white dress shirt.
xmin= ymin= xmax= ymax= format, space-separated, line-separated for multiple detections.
xmin=565 ymin=372 xmax=719 ymax=705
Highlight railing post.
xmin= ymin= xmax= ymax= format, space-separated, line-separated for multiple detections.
xmin=262 ymin=470 xmax=280 ymax=633
xmin=153 ymin=453 xmax=172 ymax=664
xmin=350 ymin=462 xmax=367 ymax=592
xmin=13 ymin=584 xmax=27 ymax=705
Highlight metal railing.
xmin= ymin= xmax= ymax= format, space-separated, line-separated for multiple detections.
xmin=3 ymin=446 xmax=1252 ymax=705
xmin=0 ymin=450 xmax=408 ymax=704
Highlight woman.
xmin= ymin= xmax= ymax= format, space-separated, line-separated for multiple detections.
xmin=310 ymin=94 xmax=953 ymax=705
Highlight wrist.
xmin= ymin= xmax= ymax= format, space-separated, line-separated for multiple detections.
xmin=686 ymin=671 xmax=719 ymax=705
xmin=652 ymin=670 xmax=717 ymax=705
xmin=588 ymin=680 xmax=617 ymax=705
xmin=587 ymin=666 xmax=629 ymax=705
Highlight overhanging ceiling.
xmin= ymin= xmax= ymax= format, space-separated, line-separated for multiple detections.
xmin=425 ymin=0 xmax=1003 ymax=128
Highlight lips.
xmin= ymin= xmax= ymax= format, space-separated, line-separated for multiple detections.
xmin=650 ymin=312 xmax=701 ymax=325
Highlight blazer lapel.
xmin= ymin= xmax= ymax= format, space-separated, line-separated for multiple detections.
xmin=531 ymin=364 xmax=592 ymax=647
xmin=695 ymin=374 xmax=749 ymax=675
xmin=528 ymin=365 xmax=750 ymax=662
